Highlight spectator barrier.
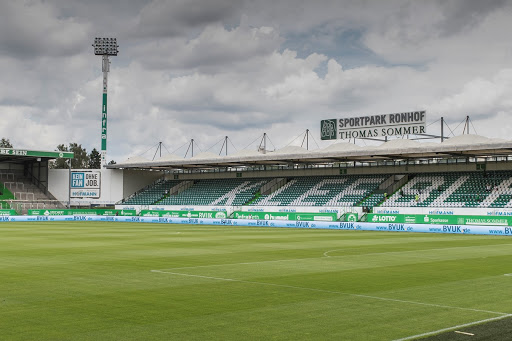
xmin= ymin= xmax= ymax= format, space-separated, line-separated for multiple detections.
xmin=1 ymin=215 xmax=511 ymax=236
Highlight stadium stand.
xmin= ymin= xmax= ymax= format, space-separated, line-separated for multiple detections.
xmin=1 ymin=171 xmax=65 ymax=214
xmin=159 ymin=178 xmax=268 ymax=206
xmin=382 ymin=171 xmax=512 ymax=208
xmin=118 ymin=170 xmax=512 ymax=212
xmin=123 ymin=179 xmax=181 ymax=205
xmin=359 ymin=193 xmax=386 ymax=209
xmin=251 ymin=175 xmax=387 ymax=207
xmin=123 ymin=175 xmax=392 ymax=209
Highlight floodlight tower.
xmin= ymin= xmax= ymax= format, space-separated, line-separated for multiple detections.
xmin=92 ymin=37 xmax=119 ymax=166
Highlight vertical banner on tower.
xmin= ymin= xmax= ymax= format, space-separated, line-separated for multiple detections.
xmin=101 ymin=93 xmax=107 ymax=164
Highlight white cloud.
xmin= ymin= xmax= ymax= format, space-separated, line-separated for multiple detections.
xmin=429 ymin=69 xmax=512 ymax=122
xmin=0 ymin=1 xmax=91 ymax=58
xmin=2 ymin=0 xmax=512 ymax=161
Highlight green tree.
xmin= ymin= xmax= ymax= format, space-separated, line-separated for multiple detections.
xmin=0 ymin=138 xmax=13 ymax=148
xmin=88 ymin=148 xmax=101 ymax=169
xmin=50 ymin=144 xmax=69 ymax=169
xmin=50 ymin=143 xmax=89 ymax=169
xmin=69 ymin=143 xmax=89 ymax=169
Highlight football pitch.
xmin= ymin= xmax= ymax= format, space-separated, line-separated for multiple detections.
xmin=1 ymin=222 xmax=511 ymax=340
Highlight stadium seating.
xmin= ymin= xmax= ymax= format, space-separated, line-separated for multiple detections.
xmin=359 ymin=193 xmax=386 ymax=209
xmin=381 ymin=171 xmax=512 ymax=208
xmin=122 ymin=172 xmax=512 ymax=210
xmin=251 ymin=175 xmax=387 ymax=207
xmin=123 ymin=179 xmax=181 ymax=205
xmin=159 ymin=178 xmax=268 ymax=206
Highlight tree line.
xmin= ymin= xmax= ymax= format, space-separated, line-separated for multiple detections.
xmin=0 ymin=138 xmax=115 ymax=169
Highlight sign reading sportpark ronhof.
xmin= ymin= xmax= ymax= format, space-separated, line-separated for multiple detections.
xmin=321 ymin=111 xmax=426 ymax=140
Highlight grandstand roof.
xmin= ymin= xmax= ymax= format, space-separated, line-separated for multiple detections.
xmin=107 ymin=134 xmax=512 ymax=171
xmin=0 ymin=148 xmax=74 ymax=163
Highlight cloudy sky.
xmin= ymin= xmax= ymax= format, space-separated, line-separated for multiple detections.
xmin=1 ymin=0 xmax=512 ymax=162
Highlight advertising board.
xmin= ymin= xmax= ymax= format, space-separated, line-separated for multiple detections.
xmin=2 ymin=215 xmax=511 ymax=236
xmin=321 ymin=111 xmax=426 ymax=140
xmin=367 ymin=213 xmax=512 ymax=226
xmin=70 ymin=171 xmax=101 ymax=198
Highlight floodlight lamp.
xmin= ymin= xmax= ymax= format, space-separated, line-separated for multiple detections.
xmin=92 ymin=37 xmax=119 ymax=56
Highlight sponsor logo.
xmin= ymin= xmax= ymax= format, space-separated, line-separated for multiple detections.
xmin=215 ymin=212 xmax=227 ymax=219
xmin=198 ymin=212 xmax=213 ymax=218
xmin=296 ymin=221 xmax=310 ymax=228
xmin=428 ymin=210 xmax=454 ymax=215
xmin=388 ymin=224 xmax=405 ymax=231
xmin=372 ymin=215 xmax=397 ymax=222
xmin=442 ymin=226 xmax=462 ymax=233
xmin=321 ymin=119 xmax=337 ymax=140
xmin=346 ymin=213 xmax=358 ymax=222
xmin=339 ymin=222 xmax=355 ymax=229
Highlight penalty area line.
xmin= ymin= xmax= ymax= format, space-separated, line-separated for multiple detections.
xmin=150 ymin=270 xmax=508 ymax=316
xmin=392 ymin=314 xmax=512 ymax=341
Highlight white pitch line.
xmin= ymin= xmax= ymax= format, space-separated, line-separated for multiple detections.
xmin=392 ymin=314 xmax=512 ymax=341
xmin=323 ymin=248 xmax=436 ymax=259
xmin=158 ymin=256 xmax=321 ymax=271
xmin=161 ymin=244 xmax=509 ymax=272
xmin=150 ymin=270 xmax=509 ymax=316
xmin=323 ymin=243 xmax=512 ymax=259
xmin=323 ymin=249 xmax=339 ymax=257
xmin=504 ymin=273 xmax=512 ymax=276
xmin=454 ymin=330 xmax=474 ymax=336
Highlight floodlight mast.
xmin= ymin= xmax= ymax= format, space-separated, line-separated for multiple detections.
xmin=92 ymin=37 xmax=118 ymax=166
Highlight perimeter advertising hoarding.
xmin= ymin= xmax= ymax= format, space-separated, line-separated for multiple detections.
xmin=367 ymin=213 xmax=511 ymax=226
xmin=3 ymin=215 xmax=512 ymax=236
xmin=27 ymin=209 xmax=137 ymax=216
xmin=70 ymin=171 xmax=101 ymax=198
xmin=321 ymin=111 xmax=426 ymax=140
xmin=140 ymin=210 xmax=228 ymax=219
xmin=232 ymin=211 xmax=337 ymax=222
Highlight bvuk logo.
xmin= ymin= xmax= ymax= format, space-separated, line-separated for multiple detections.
xmin=321 ymin=119 xmax=337 ymax=140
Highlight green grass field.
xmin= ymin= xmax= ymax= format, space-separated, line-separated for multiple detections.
xmin=1 ymin=222 xmax=511 ymax=340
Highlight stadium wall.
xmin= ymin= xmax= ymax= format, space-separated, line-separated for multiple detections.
xmin=3 ymin=215 xmax=511 ymax=236
xmin=0 ymin=163 xmax=24 ymax=172
xmin=373 ymin=206 xmax=512 ymax=216
xmin=48 ymin=169 xmax=161 ymax=206
xmin=121 ymin=170 xmax=162 ymax=198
